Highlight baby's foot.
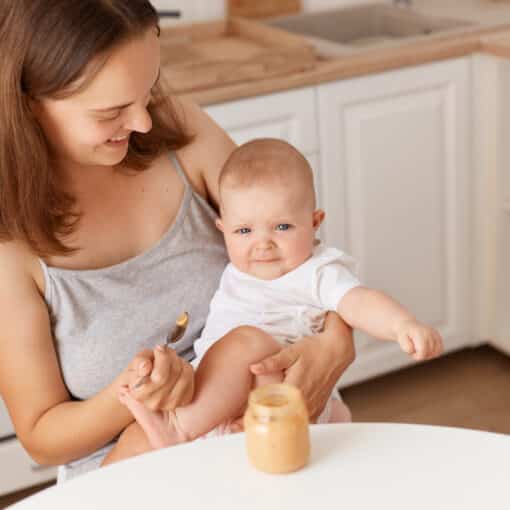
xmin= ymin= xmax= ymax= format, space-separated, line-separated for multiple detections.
xmin=118 ymin=386 xmax=186 ymax=449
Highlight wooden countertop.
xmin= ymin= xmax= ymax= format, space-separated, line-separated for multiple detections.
xmin=480 ymin=31 xmax=510 ymax=57
xmin=175 ymin=2 xmax=510 ymax=106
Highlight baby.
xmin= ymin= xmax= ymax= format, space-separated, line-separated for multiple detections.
xmin=119 ymin=138 xmax=443 ymax=448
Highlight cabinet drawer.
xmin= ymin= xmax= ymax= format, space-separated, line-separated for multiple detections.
xmin=0 ymin=438 xmax=57 ymax=496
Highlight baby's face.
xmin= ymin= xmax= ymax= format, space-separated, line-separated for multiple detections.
xmin=217 ymin=182 xmax=324 ymax=280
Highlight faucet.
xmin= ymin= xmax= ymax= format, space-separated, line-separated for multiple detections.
xmin=393 ymin=0 xmax=412 ymax=6
xmin=157 ymin=10 xmax=181 ymax=19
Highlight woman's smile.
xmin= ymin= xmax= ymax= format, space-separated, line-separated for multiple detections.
xmin=105 ymin=134 xmax=130 ymax=147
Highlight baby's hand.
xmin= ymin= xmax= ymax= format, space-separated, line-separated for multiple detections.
xmin=395 ymin=320 xmax=443 ymax=361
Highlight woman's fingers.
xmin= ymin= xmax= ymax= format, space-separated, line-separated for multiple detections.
xmin=286 ymin=367 xmax=327 ymax=420
xmin=134 ymin=363 xmax=182 ymax=411
xmin=125 ymin=345 xmax=194 ymax=413
xmin=133 ymin=352 xmax=195 ymax=412
xmin=124 ymin=350 xmax=154 ymax=389
xmin=250 ymin=346 xmax=298 ymax=375
xmin=129 ymin=349 xmax=154 ymax=376
xmin=149 ymin=345 xmax=176 ymax=385
xmin=160 ymin=361 xmax=194 ymax=410
xmin=278 ymin=318 xmax=353 ymax=420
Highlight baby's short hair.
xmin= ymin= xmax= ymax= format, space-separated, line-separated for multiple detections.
xmin=219 ymin=138 xmax=316 ymax=209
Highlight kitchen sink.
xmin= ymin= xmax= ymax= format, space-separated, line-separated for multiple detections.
xmin=266 ymin=3 xmax=473 ymax=51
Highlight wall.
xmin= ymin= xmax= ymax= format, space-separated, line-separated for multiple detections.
xmin=151 ymin=0 xmax=387 ymax=25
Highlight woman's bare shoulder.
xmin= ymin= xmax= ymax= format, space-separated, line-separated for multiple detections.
xmin=174 ymin=97 xmax=236 ymax=208
xmin=0 ymin=240 xmax=44 ymax=296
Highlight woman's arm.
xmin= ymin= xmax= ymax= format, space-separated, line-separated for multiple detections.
xmin=250 ymin=312 xmax=355 ymax=421
xmin=0 ymin=243 xmax=136 ymax=465
xmin=101 ymin=421 xmax=154 ymax=466
xmin=0 ymin=243 xmax=193 ymax=465
xmin=174 ymin=97 xmax=237 ymax=209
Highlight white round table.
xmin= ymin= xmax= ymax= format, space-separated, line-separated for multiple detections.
xmin=10 ymin=423 xmax=510 ymax=509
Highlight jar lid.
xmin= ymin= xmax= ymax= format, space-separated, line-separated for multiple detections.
xmin=248 ymin=383 xmax=307 ymax=419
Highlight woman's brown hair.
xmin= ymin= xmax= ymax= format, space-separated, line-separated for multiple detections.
xmin=0 ymin=0 xmax=193 ymax=256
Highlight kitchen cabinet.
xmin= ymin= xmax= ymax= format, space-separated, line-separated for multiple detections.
xmin=0 ymin=438 xmax=57 ymax=495
xmin=478 ymin=54 xmax=510 ymax=355
xmin=0 ymin=399 xmax=57 ymax=496
xmin=204 ymin=86 xmax=323 ymax=205
xmin=317 ymin=57 xmax=475 ymax=386
xmin=204 ymin=86 xmax=318 ymax=155
xmin=493 ymin=58 xmax=510 ymax=354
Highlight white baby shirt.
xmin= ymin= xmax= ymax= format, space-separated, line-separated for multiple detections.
xmin=193 ymin=244 xmax=361 ymax=363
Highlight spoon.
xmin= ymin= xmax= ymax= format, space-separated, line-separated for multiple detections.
xmin=131 ymin=312 xmax=189 ymax=390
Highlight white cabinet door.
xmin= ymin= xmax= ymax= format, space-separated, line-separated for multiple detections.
xmin=0 ymin=439 xmax=57 ymax=496
xmin=204 ymin=86 xmax=322 ymax=204
xmin=469 ymin=54 xmax=501 ymax=352
xmin=318 ymin=58 xmax=473 ymax=387
xmin=204 ymin=87 xmax=318 ymax=155
xmin=487 ymin=57 xmax=510 ymax=355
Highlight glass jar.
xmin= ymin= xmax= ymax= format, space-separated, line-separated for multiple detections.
xmin=243 ymin=383 xmax=310 ymax=474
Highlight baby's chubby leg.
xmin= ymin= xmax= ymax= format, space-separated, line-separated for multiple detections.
xmin=119 ymin=326 xmax=283 ymax=448
xmin=177 ymin=326 xmax=283 ymax=440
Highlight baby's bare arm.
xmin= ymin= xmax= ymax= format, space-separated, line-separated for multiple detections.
xmin=338 ymin=287 xmax=443 ymax=359
xmin=337 ymin=286 xmax=415 ymax=342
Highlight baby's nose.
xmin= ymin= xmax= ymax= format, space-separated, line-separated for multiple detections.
xmin=255 ymin=239 xmax=274 ymax=251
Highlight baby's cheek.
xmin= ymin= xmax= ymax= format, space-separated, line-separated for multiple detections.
xmin=226 ymin=242 xmax=248 ymax=267
xmin=288 ymin=237 xmax=315 ymax=266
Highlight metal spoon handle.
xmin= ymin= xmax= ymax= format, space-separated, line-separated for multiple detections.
xmin=131 ymin=312 xmax=189 ymax=390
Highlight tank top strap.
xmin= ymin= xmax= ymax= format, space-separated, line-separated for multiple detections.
xmin=169 ymin=151 xmax=218 ymax=218
xmin=169 ymin=152 xmax=192 ymax=190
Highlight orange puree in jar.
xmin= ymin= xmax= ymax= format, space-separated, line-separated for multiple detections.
xmin=243 ymin=383 xmax=310 ymax=474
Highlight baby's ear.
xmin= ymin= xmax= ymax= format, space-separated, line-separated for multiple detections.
xmin=215 ymin=218 xmax=224 ymax=232
xmin=313 ymin=209 xmax=325 ymax=230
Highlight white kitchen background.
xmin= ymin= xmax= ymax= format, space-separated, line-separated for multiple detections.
xmin=151 ymin=0 xmax=381 ymax=24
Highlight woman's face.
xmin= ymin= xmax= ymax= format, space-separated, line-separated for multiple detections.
xmin=31 ymin=28 xmax=161 ymax=170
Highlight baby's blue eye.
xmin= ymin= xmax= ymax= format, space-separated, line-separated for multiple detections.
xmin=236 ymin=227 xmax=251 ymax=235
xmin=276 ymin=224 xmax=291 ymax=231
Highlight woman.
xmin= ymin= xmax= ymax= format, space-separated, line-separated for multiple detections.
xmin=0 ymin=0 xmax=355 ymax=481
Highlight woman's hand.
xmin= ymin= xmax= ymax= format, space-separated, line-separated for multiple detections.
xmin=119 ymin=345 xmax=195 ymax=412
xmin=250 ymin=313 xmax=355 ymax=421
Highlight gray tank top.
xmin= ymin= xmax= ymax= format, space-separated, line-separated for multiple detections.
xmin=39 ymin=154 xmax=228 ymax=481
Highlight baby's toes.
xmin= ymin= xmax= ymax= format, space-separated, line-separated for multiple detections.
xmin=118 ymin=387 xmax=148 ymax=418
